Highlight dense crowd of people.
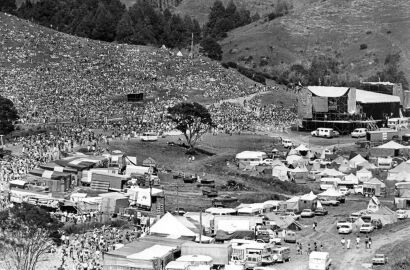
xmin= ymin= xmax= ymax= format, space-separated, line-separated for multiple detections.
xmin=60 ymin=226 xmax=143 ymax=270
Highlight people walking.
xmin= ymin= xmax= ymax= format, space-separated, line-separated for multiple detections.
xmin=346 ymin=238 xmax=351 ymax=249
xmin=341 ymin=237 xmax=346 ymax=249
xmin=356 ymin=236 xmax=360 ymax=249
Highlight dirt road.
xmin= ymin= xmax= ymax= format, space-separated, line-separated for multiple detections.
xmin=340 ymin=224 xmax=410 ymax=270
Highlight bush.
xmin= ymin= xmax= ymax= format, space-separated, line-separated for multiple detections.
xmin=360 ymin=44 xmax=368 ymax=50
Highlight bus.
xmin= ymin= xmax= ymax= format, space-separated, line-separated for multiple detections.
xmin=387 ymin=117 xmax=409 ymax=130
xmin=230 ymin=241 xmax=275 ymax=269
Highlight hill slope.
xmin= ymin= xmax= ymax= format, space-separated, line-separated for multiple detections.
xmin=0 ymin=12 xmax=266 ymax=123
xmin=221 ymin=0 xmax=410 ymax=84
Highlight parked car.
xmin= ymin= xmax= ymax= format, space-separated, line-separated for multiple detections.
xmin=311 ymin=128 xmax=340 ymax=138
xmin=360 ymin=223 xmax=375 ymax=233
xmin=349 ymin=211 xmax=363 ymax=222
xmin=372 ymin=254 xmax=388 ymax=265
xmin=301 ymin=209 xmax=315 ymax=218
xmin=336 ymin=220 xmax=352 ymax=229
xmin=278 ymin=211 xmax=301 ymax=220
xmin=260 ymin=159 xmax=275 ymax=165
xmin=314 ymin=208 xmax=328 ymax=216
xmin=338 ymin=224 xmax=353 ymax=234
xmin=272 ymin=247 xmax=290 ymax=263
xmin=396 ymin=209 xmax=408 ymax=219
xmin=319 ymin=198 xmax=340 ymax=206
xmin=351 ymin=128 xmax=368 ymax=138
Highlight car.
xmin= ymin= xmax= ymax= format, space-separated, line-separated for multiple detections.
xmin=360 ymin=223 xmax=375 ymax=233
xmin=311 ymin=128 xmax=340 ymax=138
xmin=319 ymin=198 xmax=340 ymax=206
xmin=372 ymin=254 xmax=388 ymax=265
xmin=314 ymin=208 xmax=328 ymax=216
xmin=351 ymin=128 xmax=368 ymax=138
xmin=260 ymin=159 xmax=275 ymax=165
xmin=349 ymin=211 xmax=363 ymax=222
xmin=278 ymin=211 xmax=301 ymax=220
xmin=336 ymin=220 xmax=352 ymax=229
xmin=338 ymin=224 xmax=353 ymax=234
xmin=396 ymin=209 xmax=408 ymax=219
xmin=301 ymin=209 xmax=315 ymax=218
xmin=173 ymin=208 xmax=186 ymax=216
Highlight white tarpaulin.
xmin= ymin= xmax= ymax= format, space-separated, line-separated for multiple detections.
xmin=137 ymin=188 xmax=151 ymax=207
xmin=308 ymin=86 xmax=349 ymax=97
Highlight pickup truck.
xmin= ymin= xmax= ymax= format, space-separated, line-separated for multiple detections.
xmin=319 ymin=198 xmax=340 ymax=206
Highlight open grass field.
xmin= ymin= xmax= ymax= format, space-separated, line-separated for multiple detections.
xmin=221 ymin=0 xmax=410 ymax=83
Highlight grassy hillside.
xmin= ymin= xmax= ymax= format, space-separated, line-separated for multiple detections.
xmin=221 ymin=0 xmax=410 ymax=85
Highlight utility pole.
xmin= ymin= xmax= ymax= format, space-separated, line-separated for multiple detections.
xmin=190 ymin=32 xmax=194 ymax=59
xmin=176 ymin=184 xmax=179 ymax=214
xmin=199 ymin=208 xmax=203 ymax=243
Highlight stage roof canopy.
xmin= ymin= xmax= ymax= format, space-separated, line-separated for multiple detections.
xmin=356 ymin=90 xmax=400 ymax=104
xmin=307 ymin=86 xmax=349 ymax=97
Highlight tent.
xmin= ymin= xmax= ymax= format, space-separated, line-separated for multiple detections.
xmin=341 ymin=174 xmax=359 ymax=186
xmin=290 ymin=166 xmax=308 ymax=183
xmin=367 ymin=206 xmax=398 ymax=225
xmin=55 ymin=155 xmax=107 ymax=171
xmin=363 ymin=178 xmax=386 ymax=196
xmin=271 ymin=163 xmax=290 ymax=181
xmin=338 ymin=159 xmax=351 ymax=174
xmin=367 ymin=196 xmax=380 ymax=212
xmin=177 ymin=51 xmax=183 ymax=57
xmin=286 ymin=155 xmax=304 ymax=166
xmin=299 ymin=191 xmax=317 ymax=210
xmin=318 ymin=188 xmax=343 ymax=200
xmin=142 ymin=157 xmax=157 ymax=167
xmin=281 ymin=196 xmax=301 ymax=212
xmin=150 ymin=212 xmax=196 ymax=239
xmin=319 ymin=168 xmax=345 ymax=178
xmin=40 ymin=163 xmax=77 ymax=174
xmin=264 ymin=213 xmax=303 ymax=231
xmin=349 ymin=154 xmax=367 ymax=168
xmin=377 ymin=141 xmax=407 ymax=149
xmin=387 ymin=160 xmax=410 ymax=182
xmin=356 ymin=168 xmax=372 ymax=183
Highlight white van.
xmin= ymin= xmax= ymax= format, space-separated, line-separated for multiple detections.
xmin=272 ymin=246 xmax=290 ymax=262
xmin=309 ymin=251 xmax=332 ymax=270
xmin=387 ymin=117 xmax=409 ymax=130
xmin=311 ymin=128 xmax=339 ymax=138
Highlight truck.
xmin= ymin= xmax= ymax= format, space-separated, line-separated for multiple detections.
xmin=181 ymin=242 xmax=232 ymax=265
xmin=230 ymin=240 xmax=275 ymax=269
xmin=359 ymin=129 xmax=399 ymax=149
xmin=309 ymin=252 xmax=332 ymax=270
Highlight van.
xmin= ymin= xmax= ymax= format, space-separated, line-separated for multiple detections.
xmin=272 ymin=247 xmax=290 ymax=262
xmin=309 ymin=251 xmax=332 ymax=270
xmin=311 ymin=128 xmax=339 ymax=138
xmin=282 ymin=139 xmax=293 ymax=148
xmin=283 ymin=231 xmax=296 ymax=243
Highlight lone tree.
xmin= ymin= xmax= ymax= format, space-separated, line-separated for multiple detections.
xmin=167 ymin=102 xmax=214 ymax=151
xmin=0 ymin=95 xmax=19 ymax=136
xmin=0 ymin=203 xmax=62 ymax=270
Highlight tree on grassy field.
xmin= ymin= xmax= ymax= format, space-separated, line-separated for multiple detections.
xmin=167 ymin=102 xmax=214 ymax=151
xmin=0 ymin=203 xmax=62 ymax=270
xmin=0 ymin=95 xmax=19 ymax=136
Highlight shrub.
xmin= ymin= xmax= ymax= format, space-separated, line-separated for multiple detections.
xmin=360 ymin=44 xmax=368 ymax=50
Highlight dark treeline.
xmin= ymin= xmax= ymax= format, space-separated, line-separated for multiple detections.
xmin=204 ymin=0 xmax=256 ymax=40
xmin=14 ymin=0 xmax=201 ymax=48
